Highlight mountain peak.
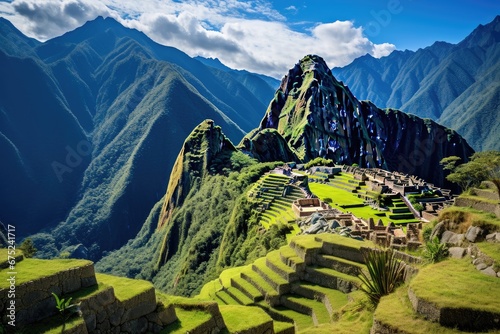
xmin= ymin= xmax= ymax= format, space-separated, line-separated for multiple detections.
xmin=157 ymin=120 xmax=236 ymax=229
xmin=256 ymin=55 xmax=474 ymax=186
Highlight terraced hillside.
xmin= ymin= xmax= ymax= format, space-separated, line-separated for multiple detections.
xmin=309 ymin=172 xmax=420 ymax=226
xmin=248 ymin=173 xmax=305 ymax=230
xmin=197 ymin=234 xmax=373 ymax=333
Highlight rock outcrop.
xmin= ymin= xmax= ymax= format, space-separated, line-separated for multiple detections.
xmin=254 ymin=55 xmax=474 ymax=187
xmin=158 ymin=119 xmax=236 ymax=229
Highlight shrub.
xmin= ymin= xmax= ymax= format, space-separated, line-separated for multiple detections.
xmin=422 ymin=237 xmax=448 ymax=263
xmin=358 ymin=248 xmax=406 ymax=305
xmin=19 ymin=238 xmax=37 ymax=258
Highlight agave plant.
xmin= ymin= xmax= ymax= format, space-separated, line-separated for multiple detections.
xmin=358 ymin=248 xmax=406 ymax=305
xmin=422 ymin=236 xmax=449 ymax=263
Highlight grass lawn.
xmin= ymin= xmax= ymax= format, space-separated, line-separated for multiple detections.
xmin=0 ymin=258 xmax=92 ymax=288
xmin=96 ymin=273 xmax=153 ymax=302
xmin=309 ymin=183 xmax=400 ymax=225
xmin=475 ymin=241 xmax=500 ymax=265
xmin=220 ymin=304 xmax=272 ymax=332
xmin=409 ymin=257 xmax=500 ymax=314
xmin=161 ymin=307 xmax=213 ymax=334
xmin=375 ymin=286 xmax=462 ymax=334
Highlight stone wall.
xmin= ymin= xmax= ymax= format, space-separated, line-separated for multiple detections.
xmin=0 ymin=261 xmax=97 ymax=328
xmin=455 ymin=197 xmax=500 ymax=218
xmin=0 ymin=261 xmax=178 ymax=334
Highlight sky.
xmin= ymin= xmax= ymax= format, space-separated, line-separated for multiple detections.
xmin=0 ymin=0 xmax=499 ymax=78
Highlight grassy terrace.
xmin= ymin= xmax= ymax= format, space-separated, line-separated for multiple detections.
xmin=375 ymin=286 xmax=462 ymax=334
xmin=220 ymin=305 xmax=272 ymax=332
xmin=309 ymin=178 xmax=420 ymax=226
xmin=96 ymin=273 xmax=153 ymax=302
xmin=0 ymin=257 xmax=91 ymax=288
xmin=409 ymin=257 xmax=500 ymax=314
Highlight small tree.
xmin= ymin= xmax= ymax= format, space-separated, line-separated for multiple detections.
xmin=19 ymin=238 xmax=37 ymax=258
xmin=441 ymin=151 xmax=500 ymax=196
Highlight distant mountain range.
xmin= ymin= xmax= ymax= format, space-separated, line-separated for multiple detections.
xmin=332 ymin=15 xmax=500 ymax=151
xmin=0 ymin=16 xmax=276 ymax=255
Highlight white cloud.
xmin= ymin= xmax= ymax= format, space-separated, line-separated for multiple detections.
xmin=8 ymin=0 xmax=112 ymax=40
xmin=0 ymin=0 xmax=395 ymax=78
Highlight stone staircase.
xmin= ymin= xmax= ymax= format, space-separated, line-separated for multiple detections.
xmin=204 ymin=234 xmax=370 ymax=332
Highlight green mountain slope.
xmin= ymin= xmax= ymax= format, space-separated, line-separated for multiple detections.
xmin=0 ymin=16 xmax=275 ymax=258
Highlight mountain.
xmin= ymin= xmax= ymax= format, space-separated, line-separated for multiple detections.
xmin=97 ymin=55 xmax=474 ymax=297
xmin=332 ymin=15 xmax=500 ymax=151
xmin=96 ymin=120 xmax=286 ymax=295
xmin=0 ymin=16 xmax=276 ymax=257
xmin=195 ymin=56 xmax=281 ymax=94
xmin=251 ymin=55 xmax=473 ymax=188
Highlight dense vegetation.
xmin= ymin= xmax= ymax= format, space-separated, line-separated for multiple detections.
xmin=97 ymin=154 xmax=288 ymax=296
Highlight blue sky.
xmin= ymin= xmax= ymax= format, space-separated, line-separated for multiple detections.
xmin=0 ymin=0 xmax=498 ymax=78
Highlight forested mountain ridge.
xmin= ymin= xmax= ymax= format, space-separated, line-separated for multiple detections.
xmin=0 ymin=16 xmax=275 ymax=258
xmin=332 ymin=15 xmax=500 ymax=151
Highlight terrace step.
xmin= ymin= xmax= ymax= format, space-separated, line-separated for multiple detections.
xmin=290 ymin=283 xmax=349 ymax=317
xmin=266 ymin=250 xmax=299 ymax=282
xmin=230 ymin=275 xmax=264 ymax=302
xmin=257 ymin=301 xmax=313 ymax=332
xmin=220 ymin=305 xmax=274 ymax=334
xmin=163 ymin=306 xmax=216 ymax=334
xmin=279 ymin=246 xmax=306 ymax=272
xmin=252 ymin=258 xmax=291 ymax=295
xmin=215 ymin=290 xmax=239 ymax=305
xmin=303 ymin=266 xmax=360 ymax=294
xmin=226 ymin=286 xmax=253 ymax=305
xmin=240 ymin=268 xmax=280 ymax=306
xmin=315 ymin=254 xmax=364 ymax=276
xmin=281 ymin=294 xmax=331 ymax=325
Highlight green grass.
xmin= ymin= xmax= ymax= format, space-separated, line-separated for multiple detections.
xmin=476 ymin=242 xmax=500 ymax=266
xmin=298 ymin=283 xmax=349 ymax=311
xmin=290 ymin=234 xmax=323 ymax=250
xmin=409 ymin=257 xmax=500 ymax=313
xmin=161 ymin=307 xmax=213 ymax=334
xmin=438 ymin=206 xmax=500 ymax=232
xmin=220 ymin=304 xmax=272 ymax=332
xmin=196 ymin=278 xmax=223 ymax=300
xmin=253 ymin=257 xmax=289 ymax=286
xmin=460 ymin=194 xmax=500 ymax=204
xmin=311 ymin=266 xmax=361 ymax=285
xmin=375 ymin=286 xmax=463 ymax=334
xmin=314 ymin=233 xmax=374 ymax=250
xmin=309 ymin=183 xmax=364 ymax=206
xmin=274 ymin=320 xmax=295 ymax=334
xmin=258 ymin=301 xmax=314 ymax=331
xmin=0 ymin=258 xmax=91 ymax=288
xmin=285 ymin=294 xmax=331 ymax=323
xmin=96 ymin=273 xmax=153 ymax=302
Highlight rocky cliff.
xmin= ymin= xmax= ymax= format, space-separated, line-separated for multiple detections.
xmin=255 ymin=55 xmax=474 ymax=187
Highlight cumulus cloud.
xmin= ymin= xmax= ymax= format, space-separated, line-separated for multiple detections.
xmin=10 ymin=0 xmax=112 ymax=40
xmin=0 ymin=0 xmax=395 ymax=78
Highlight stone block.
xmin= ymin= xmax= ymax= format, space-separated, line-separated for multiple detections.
xmin=481 ymin=266 xmax=497 ymax=277
xmin=448 ymin=247 xmax=466 ymax=259
xmin=440 ymin=231 xmax=464 ymax=246
xmin=465 ymin=226 xmax=484 ymax=243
